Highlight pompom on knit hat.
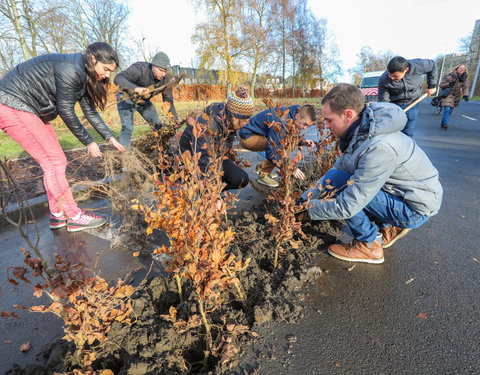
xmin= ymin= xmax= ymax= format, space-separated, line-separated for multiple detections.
xmin=227 ymin=85 xmax=254 ymax=119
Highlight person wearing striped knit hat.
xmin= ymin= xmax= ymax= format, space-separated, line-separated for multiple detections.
xmin=179 ymin=85 xmax=254 ymax=190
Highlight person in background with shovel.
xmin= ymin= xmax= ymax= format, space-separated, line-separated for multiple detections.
xmin=297 ymin=84 xmax=442 ymax=264
xmin=114 ymin=52 xmax=178 ymax=147
xmin=378 ymin=56 xmax=437 ymax=137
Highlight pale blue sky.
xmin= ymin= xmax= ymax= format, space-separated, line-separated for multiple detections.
xmin=128 ymin=0 xmax=479 ymax=82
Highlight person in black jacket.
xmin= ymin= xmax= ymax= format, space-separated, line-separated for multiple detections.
xmin=378 ymin=56 xmax=437 ymax=137
xmin=179 ymin=85 xmax=254 ymax=191
xmin=0 ymin=42 xmax=124 ymax=232
xmin=114 ymin=52 xmax=178 ymax=147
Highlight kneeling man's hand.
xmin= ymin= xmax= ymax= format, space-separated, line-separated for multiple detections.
xmin=293 ymin=168 xmax=305 ymax=180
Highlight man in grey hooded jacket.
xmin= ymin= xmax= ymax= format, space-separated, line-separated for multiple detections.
xmin=299 ymin=83 xmax=442 ymax=264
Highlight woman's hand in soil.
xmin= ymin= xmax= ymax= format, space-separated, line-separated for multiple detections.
xmin=109 ymin=137 xmax=125 ymax=152
xmin=293 ymin=168 xmax=305 ymax=180
xmin=87 ymin=142 xmax=102 ymax=158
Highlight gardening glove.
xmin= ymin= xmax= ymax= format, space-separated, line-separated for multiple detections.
xmin=449 ymin=81 xmax=455 ymax=87
xmin=463 ymin=96 xmax=469 ymax=102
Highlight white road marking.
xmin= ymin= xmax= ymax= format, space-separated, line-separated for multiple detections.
xmin=461 ymin=115 xmax=478 ymax=121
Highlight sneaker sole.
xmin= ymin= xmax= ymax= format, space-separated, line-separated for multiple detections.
xmin=254 ymin=168 xmax=278 ymax=179
xmin=327 ymin=248 xmax=384 ymax=264
xmin=256 ymin=178 xmax=279 ymax=188
xmin=67 ymin=221 xmax=107 ymax=232
xmin=49 ymin=223 xmax=67 ymax=229
xmin=383 ymin=229 xmax=410 ymax=249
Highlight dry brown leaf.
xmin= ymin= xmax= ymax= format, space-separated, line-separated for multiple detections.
xmin=19 ymin=341 xmax=31 ymax=352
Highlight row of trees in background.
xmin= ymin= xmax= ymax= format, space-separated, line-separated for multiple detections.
xmin=191 ymin=0 xmax=342 ymax=97
xmin=0 ymin=0 xmax=129 ymax=75
xmin=349 ymin=46 xmax=395 ymax=86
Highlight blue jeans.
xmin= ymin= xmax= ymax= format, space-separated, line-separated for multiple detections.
xmin=398 ymin=103 xmax=419 ymax=138
xmin=320 ymin=169 xmax=429 ymax=243
xmin=117 ymin=94 xmax=162 ymax=147
xmin=441 ymin=106 xmax=452 ymax=126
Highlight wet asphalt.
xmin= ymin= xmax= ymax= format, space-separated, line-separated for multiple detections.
xmin=1 ymin=100 xmax=479 ymax=373
xmin=241 ymin=100 xmax=480 ymax=374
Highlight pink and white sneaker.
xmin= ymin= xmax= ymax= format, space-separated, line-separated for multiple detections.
xmin=67 ymin=211 xmax=107 ymax=232
xmin=49 ymin=212 xmax=67 ymax=229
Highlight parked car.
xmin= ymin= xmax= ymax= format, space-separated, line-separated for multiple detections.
xmin=359 ymin=70 xmax=384 ymax=102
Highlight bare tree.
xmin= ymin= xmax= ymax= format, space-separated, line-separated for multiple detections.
xmin=290 ymin=2 xmax=341 ymax=96
xmin=349 ymin=46 xmax=394 ymax=85
xmin=0 ymin=0 xmax=130 ymax=73
xmin=311 ymin=17 xmax=342 ymax=85
xmin=191 ymin=0 xmax=244 ymax=95
xmin=270 ymin=0 xmax=295 ymax=97
xmin=36 ymin=0 xmax=75 ymax=54
xmin=65 ymin=0 xmax=129 ymax=54
xmin=0 ymin=0 xmax=59 ymax=60
xmin=240 ymin=0 xmax=274 ymax=98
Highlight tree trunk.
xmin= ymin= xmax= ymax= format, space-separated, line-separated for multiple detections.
xmin=250 ymin=59 xmax=259 ymax=99
xmin=7 ymin=0 xmax=31 ymax=60
xmin=282 ymin=19 xmax=286 ymax=99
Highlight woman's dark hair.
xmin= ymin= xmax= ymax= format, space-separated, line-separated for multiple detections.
xmin=84 ymin=42 xmax=119 ymax=110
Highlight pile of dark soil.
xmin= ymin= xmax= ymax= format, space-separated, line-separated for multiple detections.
xmin=12 ymin=205 xmax=341 ymax=375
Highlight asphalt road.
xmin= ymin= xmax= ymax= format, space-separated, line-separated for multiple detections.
xmin=241 ymin=100 xmax=480 ymax=374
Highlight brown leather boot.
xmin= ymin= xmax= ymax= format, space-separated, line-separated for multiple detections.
xmin=381 ymin=226 xmax=410 ymax=248
xmin=328 ymin=239 xmax=384 ymax=264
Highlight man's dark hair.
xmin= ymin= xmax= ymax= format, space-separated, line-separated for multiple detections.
xmin=299 ymin=104 xmax=317 ymax=123
xmin=387 ymin=56 xmax=409 ymax=73
xmin=321 ymin=83 xmax=365 ymax=115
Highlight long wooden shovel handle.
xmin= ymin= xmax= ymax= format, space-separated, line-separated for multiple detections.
xmin=403 ymin=93 xmax=428 ymax=112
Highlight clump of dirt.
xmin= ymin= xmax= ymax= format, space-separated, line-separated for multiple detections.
xmin=14 ymin=203 xmax=341 ymax=374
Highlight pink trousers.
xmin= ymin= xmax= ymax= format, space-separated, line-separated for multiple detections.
xmin=0 ymin=103 xmax=81 ymax=217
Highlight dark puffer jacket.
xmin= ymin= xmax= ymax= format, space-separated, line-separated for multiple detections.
xmin=0 ymin=53 xmax=114 ymax=146
xmin=114 ymin=62 xmax=178 ymax=118
xmin=179 ymin=103 xmax=235 ymax=172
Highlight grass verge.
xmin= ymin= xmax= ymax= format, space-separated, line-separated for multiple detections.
xmin=0 ymin=98 xmax=322 ymax=160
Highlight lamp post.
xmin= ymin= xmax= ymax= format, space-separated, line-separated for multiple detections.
xmin=437 ymin=54 xmax=446 ymax=93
